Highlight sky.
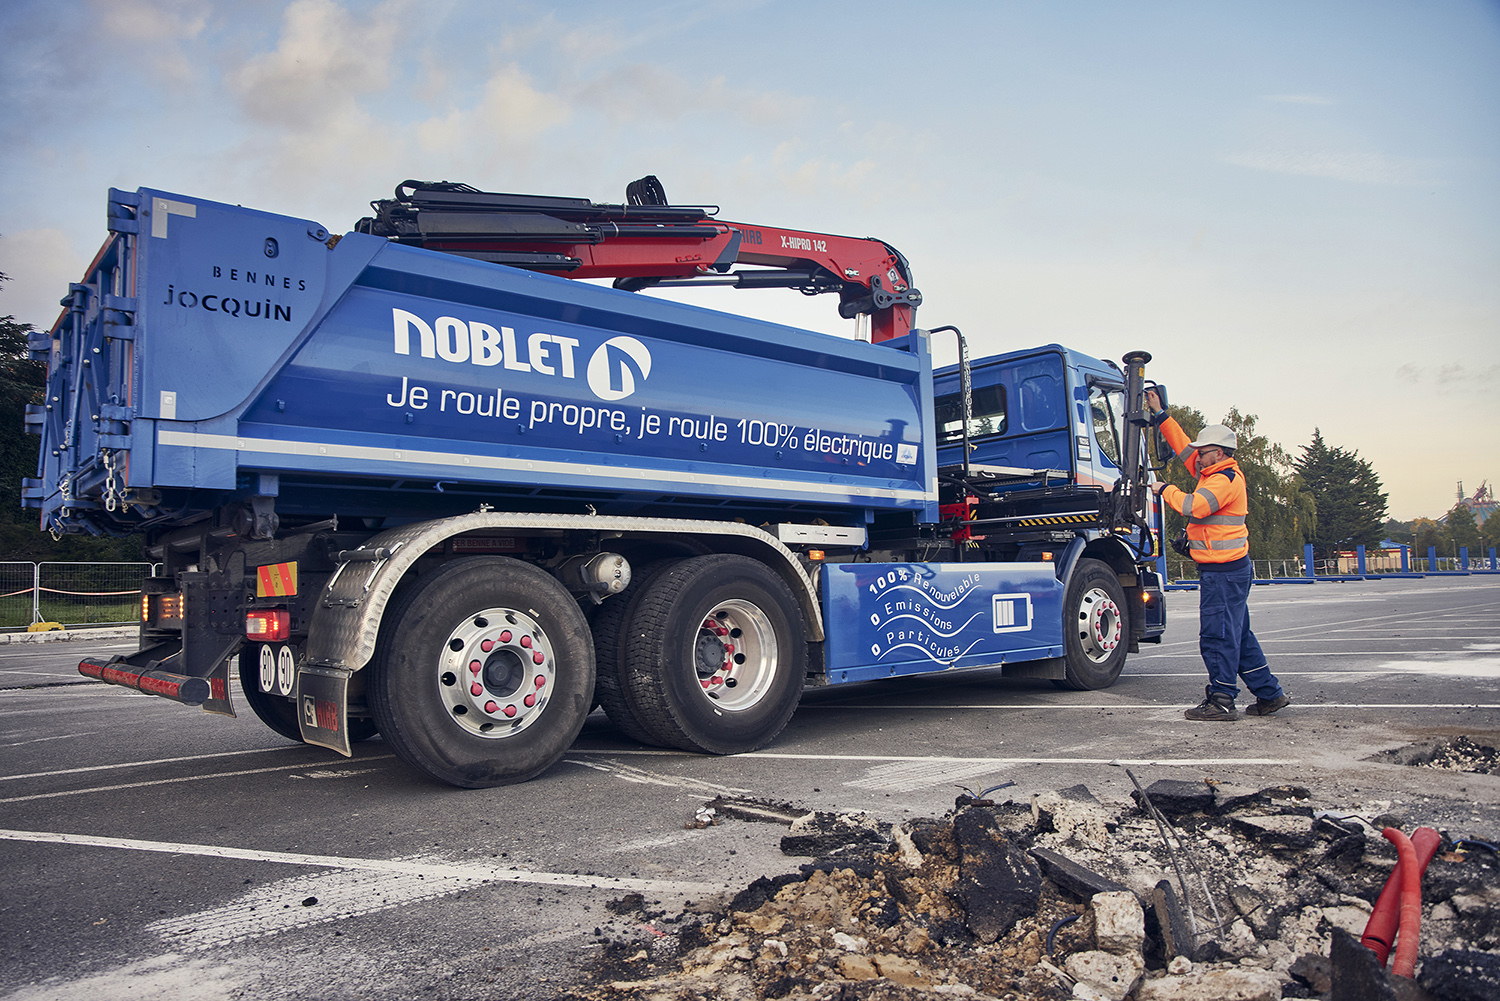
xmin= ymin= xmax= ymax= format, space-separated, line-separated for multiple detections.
xmin=1 ymin=0 xmax=1496 ymax=521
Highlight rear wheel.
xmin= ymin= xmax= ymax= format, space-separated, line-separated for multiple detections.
xmin=368 ymin=557 xmax=594 ymax=787
xmin=1056 ymin=558 xmax=1129 ymax=690
xmin=621 ymin=554 xmax=805 ymax=754
xmin=591 ymin=559 xmax=679 ymax=745
xmin=238 ymin=645 xmax=377 ymax=743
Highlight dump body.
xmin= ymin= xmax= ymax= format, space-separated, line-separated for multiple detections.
xmin=28 ymin=188 xmax=936 ymax=536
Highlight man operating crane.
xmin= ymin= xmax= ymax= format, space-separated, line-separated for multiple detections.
xmin=1147 ymin=390 xmax=1291 ymax=722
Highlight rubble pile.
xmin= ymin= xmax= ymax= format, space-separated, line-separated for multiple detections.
xmin=580 ymin=779 xmax=1500 ymax=1001
xmin=1372 ymin=736 xmax=1500 ymax=776
xmin=1422 ymin=737 xmax=1498 ymax=777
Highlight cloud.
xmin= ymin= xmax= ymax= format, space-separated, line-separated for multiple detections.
xmin=1221 ymin=149 xmax=1438 ymax=186
xmin=415 ymin=63 xmax=570 ymax=163
xmin=570 ymin=64 xmax=810 ymax=130
xmin=93 ymin=0 xmax=210 ymax=85
xmin=1395 ymin=360 xmax=1500 ymax=387
xmin=223 ymin=0 xmax=406 ymax=130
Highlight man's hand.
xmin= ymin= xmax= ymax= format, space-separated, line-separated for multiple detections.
xmin=1145 ymin=389 xmax=1162 ymax=414
xmin=1151 ymin=479 xmax=1168 ymax=497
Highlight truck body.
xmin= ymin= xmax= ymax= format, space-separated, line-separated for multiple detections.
xmin=25 ymin=183 xmax=1165 ymax=787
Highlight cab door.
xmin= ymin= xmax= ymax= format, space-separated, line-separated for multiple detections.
xmin=1080 ymin=379 xmax=1126 ymax=491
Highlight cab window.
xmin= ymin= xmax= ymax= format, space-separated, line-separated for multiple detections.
xmin=1089 ymin=383 xmax=1124 ymax=466
xmin=934 ymin=384 xmax=1006 ymax=444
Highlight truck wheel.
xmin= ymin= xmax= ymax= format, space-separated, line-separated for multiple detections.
xmin=368 ymin=557 xmax=594 ymax=788
xmin=622 ymin=554 xmax=805 ymax=754
xmin=591 ymin=560 xmax=679 ymax=745
xmin=239 ymin=646 xmax=379 ymax=743
xmin=1057 ymin=558 xmax=1129 ymax=690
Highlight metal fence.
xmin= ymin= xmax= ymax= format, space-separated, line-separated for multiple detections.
xmin=1164 ymin=559 xmax=1307 ymax=582
xmin=1163 ymin=551 xmax=1496 ymax=583
xmin=0 ymin=562 xmax=159 ymax=628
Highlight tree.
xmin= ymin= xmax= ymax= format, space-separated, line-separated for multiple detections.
xmin=1481 ymin=515 xmax=1500 ymax=557
xmin=0 ymin=271 xmax=44 ymax=536
xmin=1444 ymin=503 xmax=1482 ymax=557
xmin=1413 ymin=518 xmax=1445 ymax=557
xmin=1219 ymin=407 xmax=1315 ymax=560
xmin=1293 ymin=429 xmax=1388 ymax=560
xmin=1381 ymin=518 xmax=1415 ymax=548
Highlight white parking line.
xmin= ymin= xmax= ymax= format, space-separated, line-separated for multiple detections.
xmin=566 ymin=749 xmax=1298 ymax=765
xmin=0 ymin=828 xmax=720 ymax=897
xmin=0 ymin=731 xmax=97 ymax=748
xmin=0 ymin=757 xmax=396 ymax=804
xmin=565 ymin=757 xmax=755 ymax=795
xmin=0 ymin=745 xmax=320 ymax=783
xmin=798 ymin=702 xmax=1500 ymax=711
xmin=150 ymin=866 xmax=491 ymax=951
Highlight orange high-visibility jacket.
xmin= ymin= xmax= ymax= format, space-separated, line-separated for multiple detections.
xmin=1159 ymin=417 xmax=1249 ymax=564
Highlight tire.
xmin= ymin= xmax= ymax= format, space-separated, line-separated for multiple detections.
xmin=367 ymin=557 xmax=594 ymax=788
xmin=1056 ymin=558 xmax=1129 ymax=690
xmin=621 ymin=554 xmax=806 ymax=754
xmin=239 ymin=645 xmax=379 ymax=743
xmin=590 ymin=559 xmax=680 ymax=745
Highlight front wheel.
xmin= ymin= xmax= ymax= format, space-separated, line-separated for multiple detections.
xmin=368 ymin=557 xmax=594 ymax=787
xmin=1056 ymin=558 xmax=1129 ymax=690
xmin=621 ymin=554 xmax=805 ymax=754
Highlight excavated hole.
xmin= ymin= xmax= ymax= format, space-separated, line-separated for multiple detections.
xmin=1369 ymin=735 xmax=1500 ymax=775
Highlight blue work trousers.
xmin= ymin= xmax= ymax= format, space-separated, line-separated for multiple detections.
xmin=1198 ymin=563 xmax=1283 ymax=701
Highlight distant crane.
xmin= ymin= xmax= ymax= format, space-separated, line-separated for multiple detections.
xmin=1457 ymin=480 xmax=1496 ymax=526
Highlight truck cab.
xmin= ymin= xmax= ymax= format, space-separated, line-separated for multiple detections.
xmin=934 ymin=344 xmax=1133 ymax=495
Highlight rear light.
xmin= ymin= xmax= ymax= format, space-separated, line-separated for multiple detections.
xmin=144 ymin=593 xmax=183 ymax=626
xmin=246 ymin=609 xmax=290 ymax=642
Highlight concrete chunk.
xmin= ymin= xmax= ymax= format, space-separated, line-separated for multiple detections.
xmin=1228 ymin=812 xmax=1319 ymax=851
xmin=1132 ymin=779 xmax=1213 ymax=817
xmin=1151 ymin=879 xmax=1194 ymax=961
xmin=1030 ymin=846 xmax=1132 ymax=900
xmin=1418 ymin=949 xmax=1500 ymax=1001
xmin=1063 ymin=949 xmax=1144 ymax=1001
xmin=1134 ymin=967 xmax=1282 ymax=1001
xmin=1091 ymin=890 xmax=1145 ymax=956
xmin=952 ymin=809 xmax=1043 ymax=944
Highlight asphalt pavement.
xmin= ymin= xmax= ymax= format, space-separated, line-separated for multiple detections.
xmin=1 ymin=575 xmax=1497 ymax=1000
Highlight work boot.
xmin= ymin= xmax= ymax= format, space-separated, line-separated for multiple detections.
xmin=1244 ymin=692 xmax=1291 ymax=716
xmin=1185 ymin=687 xmax=1237 ymax=722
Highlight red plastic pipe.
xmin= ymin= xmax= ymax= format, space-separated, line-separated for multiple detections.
xmin=1362 ymin=826 xmax=1440 ymax=965
xmin=1380 ymin=828 xmax=1423 ymax=978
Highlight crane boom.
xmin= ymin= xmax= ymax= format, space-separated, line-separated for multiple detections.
xmin=356 ymin=176 xmax=921 ymax=342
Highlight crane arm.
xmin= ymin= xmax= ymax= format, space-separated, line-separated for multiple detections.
xmin=356 ymin=177 xmax=921 ymax=342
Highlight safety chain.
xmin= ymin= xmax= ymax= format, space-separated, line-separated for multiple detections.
xmin=51 ymin=474 xmax=73 ymax=540
xmin=102 ymin=449 xmax=120 ymax=512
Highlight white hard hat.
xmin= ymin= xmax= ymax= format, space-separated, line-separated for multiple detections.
xmin=1190 ymin=425 xmax=1238 ymax=450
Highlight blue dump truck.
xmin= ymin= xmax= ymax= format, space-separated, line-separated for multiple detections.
xmin=24 ymin=179 xmax=1166 ymax=787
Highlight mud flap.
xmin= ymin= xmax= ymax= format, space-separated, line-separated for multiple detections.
xmin=1000 ymin=656 xmax=1066 ymax=680
xmin=296 ymin=665 xmax=353 ymax=757
xmin=200 ymin=655 xmax=236 ymax=717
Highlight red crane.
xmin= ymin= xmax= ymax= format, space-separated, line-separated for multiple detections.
xmin=357 ymin=176 xmax=922 ymax=343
